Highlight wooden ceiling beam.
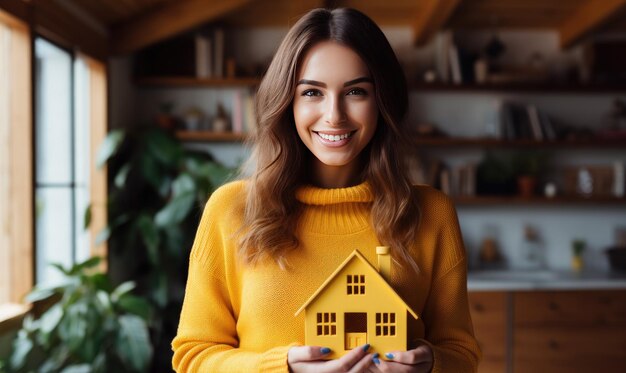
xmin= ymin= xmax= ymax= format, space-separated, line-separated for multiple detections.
xmin=413 ymin=0 xmax=462 ymax=46
xmin=560 ymin=0 xmax=626 ymax=48
xmin=112 ymin=0 xmax=254 ymax=55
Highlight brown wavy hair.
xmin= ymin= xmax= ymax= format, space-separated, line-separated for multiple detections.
xmin=239 ymin=8 xmax=420 ymax=271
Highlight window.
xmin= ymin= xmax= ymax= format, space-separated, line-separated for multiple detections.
xmin=0 ymin=7 xmax=107 ymax=311
xmin=33 ymin=38 xmax=108 ymax=286
xmin=347 ymin=274 xmax=365 ymax=295
xmin=316 ymin=312 xmax=337 ymax=336
xmin=375 ymin=312 xmax=396 ymax=336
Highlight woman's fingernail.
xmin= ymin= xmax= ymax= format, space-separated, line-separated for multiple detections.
xmin=362 ymin=343 xmax=371 ymax=352
xmin=320 ymin=347 xmax=331 ymax=354
xmin=372 ymin=353 xmax=380 ymax=365
xmin=385 ymin=353 xmax=394 ymax=359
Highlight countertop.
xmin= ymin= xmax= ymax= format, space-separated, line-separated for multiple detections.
xmin=467 ymin=269 xmax=626 ymax=291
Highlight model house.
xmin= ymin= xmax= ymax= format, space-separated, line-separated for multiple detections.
xmin=295 ymin=247 xmax=418 ymax=359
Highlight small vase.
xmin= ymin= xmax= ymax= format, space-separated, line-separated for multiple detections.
xmin=517 ymin=175 xmax=536 ymax=197
xmin=572 ymin=255 xmax=584 ymax=272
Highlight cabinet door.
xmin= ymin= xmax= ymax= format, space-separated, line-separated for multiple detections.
xmin=514 ymin=326 xmax=626 ymax=373
xmin=514 ymin=290 xmax=626 ymax=327
xmin=513 ymin=290 xmax=626 ymax=373
xmin=468 ymin=291 xmax=508 ymax=373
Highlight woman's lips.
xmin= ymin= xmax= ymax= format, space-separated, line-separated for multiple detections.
xmin=314 ymin=130 xmax=355 ymax=147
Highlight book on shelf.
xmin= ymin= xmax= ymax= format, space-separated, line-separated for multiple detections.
xmin=452 ymin=163 xmax=477 ymax=197
xmin=232 ymin=91 xmax=243 ymax=133
xmin=243 ymin=93 xmax=256 ymax=135
xmin=500 ymin=101 xmax=557 ymax=141
xmin=448 ymin=44 xmax=462 ymax=85
xmin=526 ymin=104 xmax=544 ymax=141
xmin=435 ymin=30 xmax=453 ymax=83
xmin=214 ymin=28 xmax=224 ymax=78
xmin=195 ymin=32 xmax=212 ymax=78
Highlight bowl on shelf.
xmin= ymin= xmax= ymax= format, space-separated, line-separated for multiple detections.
xmin=606 ymin=247 xmax=626 ymax=272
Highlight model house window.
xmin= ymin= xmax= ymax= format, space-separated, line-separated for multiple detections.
xmin=316 ymin=312 xmax=337 ymax=336
xmin=375 ymin=312 xmax=396 ymax=336
xmin=347 ymin=274 xmax=365 ymax=295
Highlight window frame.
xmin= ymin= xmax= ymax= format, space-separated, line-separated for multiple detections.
xmin=0 ymin=8 xmax=108 ymax=324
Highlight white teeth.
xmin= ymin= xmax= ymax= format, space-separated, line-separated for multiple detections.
xmin=318 ymin=132 xmax=353 ymax=141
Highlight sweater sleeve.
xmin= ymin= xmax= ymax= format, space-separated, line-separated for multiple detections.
xmin=171 ymin=183 xmax=292 ymax=372
xmin=419 ymin=193 xmax=482 ymax=373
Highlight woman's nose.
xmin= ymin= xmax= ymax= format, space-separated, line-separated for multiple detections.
xmin=324 ymin=95 xmax=346 ymax=125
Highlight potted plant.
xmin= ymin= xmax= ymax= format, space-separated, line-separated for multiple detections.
xmin=96 ymin=126 xmax=235 ymax=371
xmin=512 ymin=151 xmax=549 ymax=197
xmin=7 ymin=257 xmax=152 ymax=373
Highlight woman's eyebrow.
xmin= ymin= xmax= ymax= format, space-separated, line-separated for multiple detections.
xmin=343 ymin=77 xmax=373 ymax=86
xmin=296 ymin=79 xmax=326 ymax=87
xmin=296 ymin=77 xmax=373 ymax=88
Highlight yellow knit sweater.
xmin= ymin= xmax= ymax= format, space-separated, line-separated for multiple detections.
xmin=172 ymin=180 xmax=481 ymax=372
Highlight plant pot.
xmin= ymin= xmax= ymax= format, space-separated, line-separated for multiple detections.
xmin=517 ymin=175 xmax=537 ymax=197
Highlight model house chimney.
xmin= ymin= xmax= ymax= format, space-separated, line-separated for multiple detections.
xmin=376 ymin=246 xmax=391 ymax=281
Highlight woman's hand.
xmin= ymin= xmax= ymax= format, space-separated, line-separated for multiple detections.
xmin=288 ymin=344 xmax=375 ymax=373
xmin=368 ymin=344 xmax=433 ymax=373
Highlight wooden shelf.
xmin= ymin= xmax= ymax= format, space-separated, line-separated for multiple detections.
xmin=453 ymin=195 xmax=626 ymax=206
xmin=136 ymin=76 xmax=262 ymax=88
xmin=412 ymin=137 xmax=626 ymax=149
xmin=412 ymin=82 xmax=626 ymax=93
xmin=175 ymin=131 xmax=248 ymax=142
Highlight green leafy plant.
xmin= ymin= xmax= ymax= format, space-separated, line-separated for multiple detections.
xmin=97 ymin=126 xmax=235 ymax=371
xmin=572 ymin=239 xmax=586 ymax=257
xmin=511 ymin=151 xmax=549 ymax=177
xmin=8 ymin=257 xmax=152 ymax=373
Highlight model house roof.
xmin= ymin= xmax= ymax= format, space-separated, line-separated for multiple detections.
xmin=294 ymin=249 xmax=418 ymax=319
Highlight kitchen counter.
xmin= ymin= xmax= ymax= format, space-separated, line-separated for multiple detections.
xmin=467 ymin=269 xmax=626 ymax=291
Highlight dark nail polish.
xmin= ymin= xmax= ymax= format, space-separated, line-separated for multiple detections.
xmin=320 ymin=347 xmax=331 ymax=355
xmin=385 ymin=353 xmax=394 ymax=359
xmin=373 ymin=355 xmax=380 ymax=365
xmin=362 ymin=343 xmax=370 ymax=352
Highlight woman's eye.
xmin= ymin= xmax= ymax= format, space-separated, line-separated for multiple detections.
xmin=302 ymin=89 xmax=322 ymax=97
xmin=347 ymin=88 xmax=367 ymax=96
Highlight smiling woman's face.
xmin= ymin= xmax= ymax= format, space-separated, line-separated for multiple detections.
xmin=293 ymin=41 xmax=378 ymax=188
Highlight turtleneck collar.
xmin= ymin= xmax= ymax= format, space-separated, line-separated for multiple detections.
xmin=295 ymin=181 xmax=374 ymax=205
xmin=295 ymin=182 xmax=373 ymax=235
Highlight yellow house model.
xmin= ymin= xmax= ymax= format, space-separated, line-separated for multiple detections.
xmin=294 ymin=247 xmax=419 ymax=359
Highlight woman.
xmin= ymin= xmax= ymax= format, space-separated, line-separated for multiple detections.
xmin=172 ymin=7 xmax=480 ymax=373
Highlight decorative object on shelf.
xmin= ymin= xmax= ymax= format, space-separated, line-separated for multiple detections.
xmin=571 ymin=239 xmax=586 ymax=272
xmin=182 ymin=106 xmax=205 ymax=131
xmin=564 ymin=165 xmax=614 ymax=197
xmin=155 ymin=101 xmax=177 ymax=130
xmin=473 ymin=56 xmax=488 ymax=84
xmin=212 ymin=102 xmax=231 ymax=132
xmin=597 ymin=99 xmax=626 ymax=140
xmin=478 ymin=225 xmax=504 ymax=269
xmin=512 ymin=151 xmax=548 ymax=197
xmin=423 ymin=69 xmax=437 ymax=83
xmin=516 ymin=225 xmax=546 ymax=270
xmin=544 ymin=182 xmax=557 ymax=198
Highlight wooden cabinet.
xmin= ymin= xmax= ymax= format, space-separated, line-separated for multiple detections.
xmin=513 ymin=290 xmax=626 ymax=373
xmin=469 ymin=289 xmax=626 ymax=373
xmin=468 ymin=291 xmax=509 ymax=373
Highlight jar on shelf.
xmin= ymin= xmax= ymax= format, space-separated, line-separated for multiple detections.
xmin=517 ymin=225 xmax=546 ymax=270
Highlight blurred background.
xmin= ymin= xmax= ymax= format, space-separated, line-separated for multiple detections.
xmin=1 ymin=0 xmax=626 ymax=372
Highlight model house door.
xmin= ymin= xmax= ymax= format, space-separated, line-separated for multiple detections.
xmin=345 ymin=312 xmax=367 ymax=349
